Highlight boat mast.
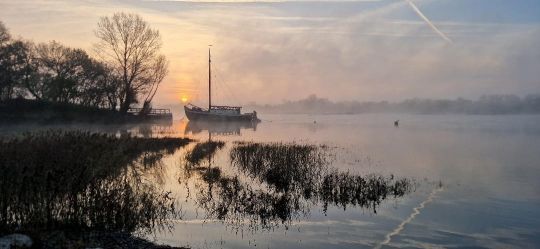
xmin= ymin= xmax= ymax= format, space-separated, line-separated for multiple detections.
xmin=208 ymin=45 xmax=212 ymax=110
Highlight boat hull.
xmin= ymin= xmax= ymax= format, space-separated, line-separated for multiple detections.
xmin=184 ymin=106 xmax=259 ymax=122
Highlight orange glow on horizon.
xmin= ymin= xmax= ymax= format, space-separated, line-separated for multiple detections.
xmin=181 ymin=96 xmax=188 ymax=103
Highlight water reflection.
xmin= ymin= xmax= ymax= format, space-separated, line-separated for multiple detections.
xmin=0 ymin=131 xmax=190 ymax=235
xmin=179 ymin=141 xmax=414 ymax=232
xmin=185 ymin=140 xmax=226 ymax=167
xmin=184 ymin=120 xmax=258 ymax=136
xmin=3 ymin=115 xmax=540 ymax=248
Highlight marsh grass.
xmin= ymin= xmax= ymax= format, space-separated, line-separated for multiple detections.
xmin=184 ymin=140 xmax=226 ymax=167
xmin=179 ymin=141 xmax=414 ymax=231
xmin=194 ymin=169 xmax=306 ymax=231
xmin=0 ymin=130 xmax=192 ymax=235
xmin=230 ymin=142 xmax=331 ymax=193
xmin=229 ymin=142 xmax=413 ymax=213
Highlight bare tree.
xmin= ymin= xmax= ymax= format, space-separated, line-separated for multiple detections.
xmin=140 ymin=55 xmax=168 ymax=114
xmin=0 ymin=21 xmax=10 ymax=47
xmin=94 ymin=12 xmax=168 ymax=113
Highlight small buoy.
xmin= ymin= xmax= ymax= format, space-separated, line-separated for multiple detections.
xmin=394 ymin=120 xmax=399 ymax=127
xmin=314 ymin=120 xmax=317 ymax=124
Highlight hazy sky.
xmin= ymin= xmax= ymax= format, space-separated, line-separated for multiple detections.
xmin=1 ymin=0 xmax=539 ymax=106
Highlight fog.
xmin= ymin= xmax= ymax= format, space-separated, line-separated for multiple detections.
xmin=247 ymin=94 xmax=540 ymax=114
xmin=1 ymin=0 xmax=539 ymax=107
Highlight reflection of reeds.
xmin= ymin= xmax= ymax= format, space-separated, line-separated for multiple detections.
xmin=320 ymin=171 xmax=413 ymax=213
xmin=184 ymin=142 xmax=414 ymax=230
xmin=194 ymin=169 xmax=304 ymax=231
xmin=184 ymin=140 xmax=225 ymax=167
xmin=230 ymin=142 xmax=330 ymax=193
xmin=0 ymin=130 xmax=191 ymax=235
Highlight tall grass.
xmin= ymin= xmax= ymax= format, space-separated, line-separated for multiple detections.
xmin=179 ymin=141 xmax=414 ymax=230
xmin=184 ymin=140 xmax=226 ymax=167
xmin=0 ymin=130 xmax=191 ymax=235
xmin=229 ymin=142 xmax=330 ymax=193
xmin=230 ymin=142 xmax=413 ymax=213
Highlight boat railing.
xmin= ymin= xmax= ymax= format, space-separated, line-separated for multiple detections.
xmin=127 ymin=108 xmax=172 ymax=116
xmin=186 ymin=103 xmax=207 ymax=111
xmin=210 ymin=105 xmax=242 ymax=110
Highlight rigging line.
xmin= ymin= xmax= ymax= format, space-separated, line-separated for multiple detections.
xmin=213 ymin=76 xmax=226 ymax=104
xmin=213 ymin=64 xmax=242 ymax=105
xmin=213 ymin=66 xmax=237 ymax=103
xmin=213 ymin=74 xmax=233 ymax=106
xmin=210 ymin=52 xmax=241 ymax=105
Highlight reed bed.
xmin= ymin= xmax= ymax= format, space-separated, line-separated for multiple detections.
xmin=184 ymin=140 xmax=226 ymax=167
xmin=229 ymin=143 xmax=413 ymax=211
xmin=229 ymin=142 xmax=330 ymax=193
xmin=177 ymin=141 xmax=414 ymax=230
xmin=192 ymin=167 xmax=302 ymax=231
xmin=0 ymin=130 xmax=191 ymax=235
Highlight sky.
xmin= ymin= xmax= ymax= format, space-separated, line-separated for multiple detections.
xmin=1 ymin=0 xmax=539 ymax=107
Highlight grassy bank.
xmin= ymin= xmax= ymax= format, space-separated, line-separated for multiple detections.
xmin=0 ymin=131 xmax=192 ymax=247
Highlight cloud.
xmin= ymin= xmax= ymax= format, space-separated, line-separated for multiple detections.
xmin=405 ymin=0 xmax=452 ymax=43
xmin=1 ymin=0 xmax=539 ymax=106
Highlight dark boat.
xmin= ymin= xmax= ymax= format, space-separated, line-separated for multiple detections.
xmin=184 ymin=47 xmax=260 ymax=122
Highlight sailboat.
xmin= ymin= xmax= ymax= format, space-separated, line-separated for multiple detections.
xmin=184 ymin=47 xmax=260 ymax=122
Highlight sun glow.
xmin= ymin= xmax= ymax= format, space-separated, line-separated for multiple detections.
xmin=181 ymin=96 xmax=188 ymax=103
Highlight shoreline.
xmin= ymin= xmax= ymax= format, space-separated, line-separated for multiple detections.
xmin=1 ymin=231 xmax=189 ymax=249
xmin=0 ymin=99 xmax=172 ymax=124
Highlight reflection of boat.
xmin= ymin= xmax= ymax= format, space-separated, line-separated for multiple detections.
xmin=184 ymin=47 xmax=260 ymax=123
xmin=185 ymin=120 xmax=257 ymax=136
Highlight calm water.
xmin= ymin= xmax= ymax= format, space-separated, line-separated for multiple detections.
xmin=142 ymin=114 xmax=540 ymax=249
xmin=4 ymin=114 xmax=540 ymax=248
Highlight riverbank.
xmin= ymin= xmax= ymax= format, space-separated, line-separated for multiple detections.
xmin=0 ymin=99 xmax=172 ymax=124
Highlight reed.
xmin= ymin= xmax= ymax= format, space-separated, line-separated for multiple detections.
xmin=178 ymin=141 xmax=414 ymax=230
xmin=184 ymin=140 xmax=226 ymax=167
xmin=229 ymin=142 xmax=330 ymax=193
xmin=0 ymin=130 xmax=192 ymax=235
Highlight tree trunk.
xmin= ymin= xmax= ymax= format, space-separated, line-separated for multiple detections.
xmin=119 ymin=100 xmax=130 ymax=114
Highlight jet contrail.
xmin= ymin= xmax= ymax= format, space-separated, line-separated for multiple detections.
xmin=405 ymin=0 xmax=452 ymax=43
xmin=374 ymin=187 xmax=444 ymax=249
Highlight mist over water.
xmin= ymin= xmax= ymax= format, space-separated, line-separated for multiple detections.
xmin=1 ymin=113 xmax=539 ymax=248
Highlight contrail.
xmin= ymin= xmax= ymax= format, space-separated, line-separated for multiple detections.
xmin=374 ymin=187 xmax=444 ymax=249
xmin=405 ymin=0 xmax=452 ymax=43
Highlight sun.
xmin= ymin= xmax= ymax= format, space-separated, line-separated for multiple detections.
xmin=181 ymin=96 xmax=188 ymax=103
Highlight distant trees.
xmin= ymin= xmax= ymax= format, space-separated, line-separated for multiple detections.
xmin=0 ymin=22 xmax=30 ymax=100
xmin=249 ymin=94 xmax=540 ymax=115
xmin=94 ymin=13 xmax=168 ymax=114
xmin=0 ymin=14 xmax=167 ymax=112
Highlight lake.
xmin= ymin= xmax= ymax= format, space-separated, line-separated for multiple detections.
xmin=147 ymin=114 xmax=540 ymax=248
xmin=3 ymin=114 xmax=540 ymax=248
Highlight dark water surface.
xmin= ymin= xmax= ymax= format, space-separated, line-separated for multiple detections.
xmin=2 ymin=114 xmax=540 ymax=248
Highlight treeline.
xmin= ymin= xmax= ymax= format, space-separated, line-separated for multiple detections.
xmin=0 ymin=13 xmax=167 ymax=114
xmin=249 ymin=94 xmax=540 ymax=114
